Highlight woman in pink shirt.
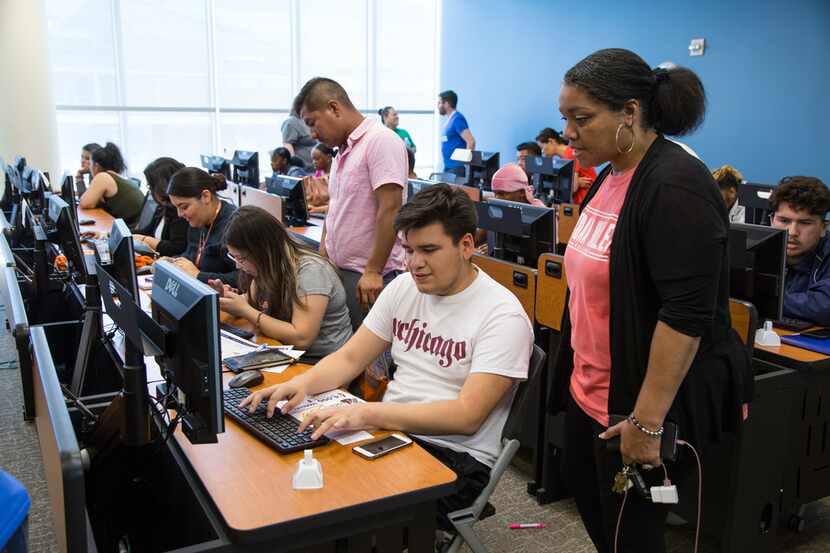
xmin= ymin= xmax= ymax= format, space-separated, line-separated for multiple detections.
xmin=550 ymin=49 xmax=751 ymax=552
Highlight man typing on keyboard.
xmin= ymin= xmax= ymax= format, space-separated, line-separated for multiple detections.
xmin=241 ymin=184 xmax=534 ymax=533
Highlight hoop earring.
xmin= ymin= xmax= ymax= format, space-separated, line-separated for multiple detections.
xmin=615 ymin=124 xmax=636 ymax=154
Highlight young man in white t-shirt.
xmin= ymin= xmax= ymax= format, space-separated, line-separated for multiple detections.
xmin=241 ymin=184 xmax=534 ymax=530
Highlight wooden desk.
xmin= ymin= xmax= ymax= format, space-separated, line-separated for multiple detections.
xmin=471 ymin=253 xmax=537 ymax=322
xmin=78 ymin=207 xmax=115 ymax=234
xmin=556 ymin=203 xmax=579 ymax=247
xmin=753 ymin=327 xmax=830 ymax=372
xmin=171 ymin=364 xmax=456 ymax=548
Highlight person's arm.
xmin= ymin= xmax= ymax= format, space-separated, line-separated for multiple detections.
xmin=784 ymin=276 xmax=830 ymax=326
xmin=356 ymin=183 xmax=402 ymax=307
xmin=223 ymin=292 xmax=330 ymax=349
xmin=600 ymin=181 xmax=725 ymax=465
xmin=282 ymin=143 xmax=295 ymax=156
xmin=461 ymin=128 xmax=476 ymax=151
xmin=319 ymin=220 xmax=328 ymax=258
xmin=240 ymin=324 xmax=390 ymax=417
xmin=152 ymin=215 xmax=189 ymax=257
xmin=197 ymin=268 xmax=237 ymax=286
xmin=78 ymin=173 xmax=115 ymax=208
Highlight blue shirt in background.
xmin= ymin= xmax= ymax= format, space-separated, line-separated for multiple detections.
xmin=441 ymin=111 xmax=469 ymax=169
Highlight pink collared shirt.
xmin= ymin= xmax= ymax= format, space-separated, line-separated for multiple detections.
xmin=325 ymin=117 xmax=408 ymax=274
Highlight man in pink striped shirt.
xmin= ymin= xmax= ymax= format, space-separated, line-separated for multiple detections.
xmin=293 ymin=78 xmax=408 ymax=330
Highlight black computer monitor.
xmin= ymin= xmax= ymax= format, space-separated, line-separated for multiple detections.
xmin=46 ymin=195 xmax=88 ymax=282
xmin=2 ymin=164 xmax=22 ymax=216
xmin=407 ymin=178 xmax=436 ymax=198
xmin=739 ymin=182 xmax=775 ymax=226
xmin=151 ymin=261 xmax=224 ymax=444
xmin=231 ymin=150 xmax=259 ymax=188
xmin=466 ymin=151 xmax=500 ymax=190
xmin=525 ymin=155 xmax=574 ymax=205
xmin=266 ymin=175 xmax=308 ymax=226
xmin=476 ymin=198 xmax=556 ymax=267
xmin=729 ymin=222 xmax=787 ymax=321
xmin=200 ymin=154 xmax=232 ymax=180
xmin=107 ymin=219 xmax=140 ymax=303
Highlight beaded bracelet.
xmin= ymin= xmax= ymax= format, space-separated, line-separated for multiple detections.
xmin=627 ymin=414 xmax=664 ymax=437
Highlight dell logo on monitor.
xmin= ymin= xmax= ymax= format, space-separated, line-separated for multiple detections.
xmin=164 ymin=278 xmax=181 ymax=298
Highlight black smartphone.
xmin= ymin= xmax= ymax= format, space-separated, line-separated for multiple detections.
xmin=801 ymin=328 xmax=830 ymax=340
xmin=353 ymin=434 xmax=413 ymax=460
xmin=606 ymin=415 xmax=679 ymax=462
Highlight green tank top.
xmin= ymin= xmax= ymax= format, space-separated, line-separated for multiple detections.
xmin=103 ymin=172 xmax=145 ymax=226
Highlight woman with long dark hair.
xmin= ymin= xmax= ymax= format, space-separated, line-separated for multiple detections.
xmin=551 ymin=48 xmax=750 ymax=552
xmin=162 ymin=167 xmax=237 ymax=285
xmin=133 ymin=157 xmax=189 ymax=256
xmin=79 ymin=142 xmax=144 ymax=227
xmin=215 ymin=206 xmax=352 ymax=360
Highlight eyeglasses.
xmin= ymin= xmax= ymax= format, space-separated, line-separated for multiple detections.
xmin=226 ymin=251 xmax=249 ymax=265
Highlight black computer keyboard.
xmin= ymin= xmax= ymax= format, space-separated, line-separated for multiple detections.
xmin=220 ymin=322 xmax=255 ymax=341
xmin=223 ymin=387 xmax=330 ymax=454
xmin=773 ymin=317 xmax=813 ymax=331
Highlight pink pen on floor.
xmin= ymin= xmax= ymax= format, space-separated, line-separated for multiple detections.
xmin=509 ymin=523 xmax=546 ymax=529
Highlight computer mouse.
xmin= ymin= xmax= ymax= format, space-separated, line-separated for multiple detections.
xmin=228 ymin=369 xmax=264 ymax=389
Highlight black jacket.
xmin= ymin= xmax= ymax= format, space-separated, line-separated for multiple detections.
xmin=136 ymin=205 xmax=188 ymax=258
xmin=549 ymin=136 xmax=752 ymax=452
xmin=182 ymin=200 xmax=238 ymax=286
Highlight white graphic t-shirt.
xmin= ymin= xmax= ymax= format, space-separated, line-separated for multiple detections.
xmin=363 ymin=269 xmax=533 ymax=467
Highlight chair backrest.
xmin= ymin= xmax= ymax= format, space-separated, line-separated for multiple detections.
xmin=556 ymin=203 xmax=579 ymax=247
xmin=729 ymin=297 xmax=759 ymax=349
xmin=239 ymin=186 xmax=283 ymax=223
xmin=429 ymin=172 xmax=458 ymax=184
xmin=472 ymin=253 xmax=537 ymax=322
xmin=502 ymin=344 xmax=547 ymax=442
xmin=30 ymin=326 xmax=89 ymax=553
xmin=535 ymin=253 xmax=567 ymax=331
xmin=133 ymin=193 xmax=160 ymax=234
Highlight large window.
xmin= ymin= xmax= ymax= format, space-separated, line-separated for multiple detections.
xmin=45 ymin=0 xmax=439 ymax=180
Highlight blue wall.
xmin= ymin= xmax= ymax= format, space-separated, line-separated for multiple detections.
xmin=440 ymin=0 xmax=830 ymax=185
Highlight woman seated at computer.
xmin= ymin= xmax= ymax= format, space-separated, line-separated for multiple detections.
xmin=271 ymin=147 xmax=308 ymax=178
xmin=132 ymin=157 xmax=189 ymax=257
xmin=210 ymin=206 xmax=352 ymax=360
xmin=159 ymin=167 xmax=237 ymax=285
xmin=75 ymin=142 xmax=101 ymax=187
xmin=78 ymin=142 xmax=145 ymax=228
xmin=304 ymin=143 xmax=335 ymax=214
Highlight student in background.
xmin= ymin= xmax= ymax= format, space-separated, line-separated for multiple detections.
xmin=491 ymin=164 xmax=546 ymax=207
xmin=438 ymin=90 xmax=475 ymax=177
xmin=162 ymin=167 xmax=238 ymax=285
xmin=515 ymin=141 xmax=542 ymax=175
xmin=536 ymin=127 xmax=596 ymax=204
xmin=79 ymin=142 xmax=145 ymax=228
xmin=214 ymin=206 xmax=352 ymax=361
xmin=769 ymin=176 xmax=830 ymax=325
xmin=282 ymin=109 xmax=317 ymax=166
xmin=240 ymin=185 xmax=533 ymax=538
xmin=271 ymin=147 xmax=308 ymax=178
xmin=552 ymin=48 xmax=750 ymax=552
xmin=378 ymin=106 xmax=416 ymax=152
xmin=133 ymin=157 xmax=189 ymax=257
xmin=311 ymin=143 xmax=335 ymax=177
xmin=406 ymin=148 xmax=417 ymax=180
xmin=293 ymin=77 xmax=407 ymax=330
xmin=75 ymin=142 xmax=101 ymax=187
xmin=712 ymin=165 xmax=746 ymax=223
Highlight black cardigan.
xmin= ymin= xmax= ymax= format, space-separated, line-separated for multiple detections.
xmin=137 ymin=205 xmax=188 ymax=257
xmin=181 ymin=200 xmax=238 ymax=286
xmin=548 ymin=136 xmax=753 ymax=452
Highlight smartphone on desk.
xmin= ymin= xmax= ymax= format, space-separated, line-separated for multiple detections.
xmin=353 ymin=433 xmax=413 ymax=460
xmin=801 ymin=328 xmax=830 ymax=340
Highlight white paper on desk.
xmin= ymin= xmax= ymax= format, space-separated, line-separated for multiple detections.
xmin=278 ymin=389 xmax=374 ymax=445
xmin=220 ymin=331 xmax=259 ymax=359
xmin=138 ymin=275 xmax=154 ymax=291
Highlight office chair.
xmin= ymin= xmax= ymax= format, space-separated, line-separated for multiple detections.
xmin=132 ymin=193 xmax=160 ymax=234
xmin=429 ymin=172 xmax=458 ymax=184
xmin=444 ymin=344 xmax=547 ymax=553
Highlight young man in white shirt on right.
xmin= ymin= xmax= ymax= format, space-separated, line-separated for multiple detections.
xmin=241 ymin=184 xmax=534 ymax=534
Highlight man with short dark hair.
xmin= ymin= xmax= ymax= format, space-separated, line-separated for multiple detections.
xmin=769 ymin=176 xmax=830 ymax=325
xmin=243 ymin=184 xmax=533 ymax=533
xmin=438 ymin=90 xmax=475 ymax=177
xmin=293 ymin=77 xmax=408 ymax=329
xmin=515 ymin=141 xmax=542 ymax=175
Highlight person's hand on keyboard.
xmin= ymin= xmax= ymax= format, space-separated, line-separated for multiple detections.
xmin=298 ymin=403 xmax=376 ymax=441
xmin=239 ymin=379 xmax=308 ymax=418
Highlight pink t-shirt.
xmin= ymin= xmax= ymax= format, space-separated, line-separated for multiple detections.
xmin=564 ymin=167 xmax=635 ymax=426
xmin=325 ymin=118 xmax=408 ymax=274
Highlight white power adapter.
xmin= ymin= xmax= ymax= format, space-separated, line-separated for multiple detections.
xmin=650 ymin=485 xmax=679 ymax=504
